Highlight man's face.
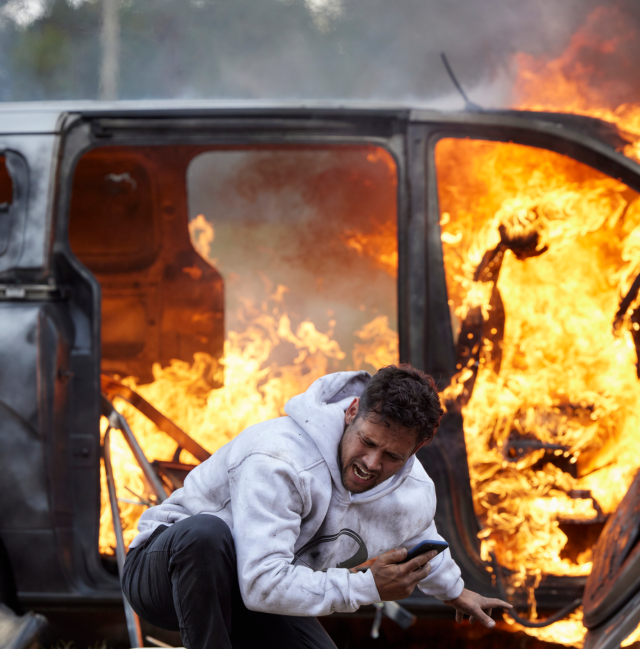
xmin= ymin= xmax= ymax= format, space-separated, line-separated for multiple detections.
xmin=338 ymin=398 xmax=425 ymax=494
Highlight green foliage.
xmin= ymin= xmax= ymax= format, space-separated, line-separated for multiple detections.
xmin=13 ymin=23 xmax=70 ymax=94
xmin=0 ymin=0 xmax=340 ymax=100
xmin=1 ymin=0 xmax=101 ymax=99
xmin=0 ymin=0 xmax=636 ymax=103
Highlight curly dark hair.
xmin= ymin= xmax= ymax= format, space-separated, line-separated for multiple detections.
xmin=357 ymin=364 xmax=444 ymax=443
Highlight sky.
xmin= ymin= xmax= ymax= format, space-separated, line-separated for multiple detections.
xmin=0 ymin=0 xmax=636 ymax=107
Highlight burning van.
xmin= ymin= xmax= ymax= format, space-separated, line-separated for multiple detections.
xmin=1 ymin=101 xmax=640 ymax=648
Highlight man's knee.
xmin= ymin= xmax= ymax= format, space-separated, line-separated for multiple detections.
xmin=172 ymin=515 xmax=234 ymax=556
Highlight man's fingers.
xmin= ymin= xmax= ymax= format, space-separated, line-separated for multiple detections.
xmin=476 ymin=610 xmax=496 ymax=628
xmin=378 ymin=548 xmax=406 ymax=565
xmin=405 ymin=550 xmax=438 ymax=573
xmin=411 ymin=561 xmax=432 ymax=583
xmin=459 ymin=607 xmax=495 ymax=628
xmin=485 ymin=598 xmax=512 ymax=610
xmin=444 ymin=589 xmax=507 ymax=628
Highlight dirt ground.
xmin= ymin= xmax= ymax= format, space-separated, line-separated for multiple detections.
xmin=37 ymin=606 xmax=561 ymax=649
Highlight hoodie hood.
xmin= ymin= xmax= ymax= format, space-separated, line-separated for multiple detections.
xmin=285 ymin=370 xmax=416 ymax=504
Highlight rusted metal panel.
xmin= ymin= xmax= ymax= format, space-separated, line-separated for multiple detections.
xmin=584 ymin=470 xmax=640 ymax=628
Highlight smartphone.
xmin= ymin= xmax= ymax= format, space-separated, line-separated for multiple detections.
xmin=399 ymin=540 xmax=449 ymax=564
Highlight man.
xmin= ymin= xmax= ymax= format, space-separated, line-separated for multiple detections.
xmin=123 ymin=364 xmax=511 ymax=648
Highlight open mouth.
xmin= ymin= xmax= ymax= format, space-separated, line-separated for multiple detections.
xmin=353 ymin=463 xmax=374 ymax=482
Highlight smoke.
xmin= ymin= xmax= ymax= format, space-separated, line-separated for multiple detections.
xmin=302 ymin=0 xmax=343 ymax=31
xmin=0 ymin=0 xmax=48 ymax=27
xmin=512 ymin=4 xmax=640 ymax=110
xmin=187 ymin=146 xmax=399 ymax=371
xmin=0 ymin=0 xmax=637 ymax=106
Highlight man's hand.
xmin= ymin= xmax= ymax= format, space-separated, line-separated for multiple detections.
xmin=370 ymin=548 xmax=438 ymax=601
xmin=444 ymin=588 xmax=513 ymax=628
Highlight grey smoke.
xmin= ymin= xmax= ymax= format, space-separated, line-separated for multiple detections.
xmin=0 ymin=0 xmax=634 ymax=105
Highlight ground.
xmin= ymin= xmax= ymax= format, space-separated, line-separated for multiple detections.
xmin=36 ymin=606 xmax=562 ymax=649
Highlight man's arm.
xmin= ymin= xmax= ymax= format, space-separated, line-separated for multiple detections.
xmin=229 ymin=453 xmax=380 ymax=616
xmin=365 ymin=547 xmax=512 ymax=629
xmin=444 ymin=589 xmax=513 ymax=628
xmin=401 ymin=520 xmax=512 ymax=628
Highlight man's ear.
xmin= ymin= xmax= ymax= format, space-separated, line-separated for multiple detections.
xmin=412 ymin=438 xmax=430 ymax=455
xmin=344 ymin=397 xmax=360 ymax=425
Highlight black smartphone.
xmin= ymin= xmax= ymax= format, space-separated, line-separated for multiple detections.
xmin=398 ymin=540 xmax=449 ymax=564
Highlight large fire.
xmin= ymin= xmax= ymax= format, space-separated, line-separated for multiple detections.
xmin=99 ymin=214 xmax=399 ymax=554
xmin=436 ymin=7 xmax=640 ymax=645
xmin=513 ymin=6 xmax=640 ymax=163
xmin=98 ymin=9 xmax=640 ymax=646
xmin=438 ymin=138 xmax=640 ymax=646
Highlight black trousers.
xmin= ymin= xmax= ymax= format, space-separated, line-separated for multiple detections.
xmin=122 ymin=515 xmax=337 ymax=649
xmin=0 ymin=534 xmax=22 ymax=615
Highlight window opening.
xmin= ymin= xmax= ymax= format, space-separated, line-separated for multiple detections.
xmin=436 ymin=138 xmax=640 ymax=592
xmin=69 ymin=149 xmax=157 ymax=273
xmin=0 ymin=157 xmax=12 ymax=207
xmin=0 ymin=157 xmax=13 ymax=256
xmin=69 ymin=144 xmax=399 ymax=557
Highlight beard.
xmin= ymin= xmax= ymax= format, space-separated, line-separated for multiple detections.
xmin=337 ymin=422 xmax=380 ymax=493
xmin=337 ymin=425 xmax=349 ymax=489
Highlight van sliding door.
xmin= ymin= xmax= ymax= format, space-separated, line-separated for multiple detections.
xmin=416 ymin=109 xmax=640 ymax=616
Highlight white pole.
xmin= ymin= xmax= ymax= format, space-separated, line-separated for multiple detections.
xmin=99 ymin=0 xmax=120 ymax=100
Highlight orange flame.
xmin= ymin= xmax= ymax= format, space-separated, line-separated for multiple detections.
xmin=512 ymin=6 xmax=640 ymax=163
xmin=437 ymin=135 xmax=640 ymax=647
xmin=99 ymin=216 xmax=399 ymax=556
xmin=622 ymin=622 xmax=640 ymax=647
xmin=490 ymin=9 xmax=640 ymax=643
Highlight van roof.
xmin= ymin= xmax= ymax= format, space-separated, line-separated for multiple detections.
xmin=3 ymin=99 xmax=414 ymax=133
xmin=0 ymin=99 xmax=628 ymax=154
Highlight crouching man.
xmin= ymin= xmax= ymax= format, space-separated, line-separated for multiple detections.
xmin=123 ymin=364 xmax=511 ymax=648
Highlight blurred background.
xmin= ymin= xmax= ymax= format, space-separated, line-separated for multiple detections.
xmin=0 ymin=0 xmax=638 ymax=110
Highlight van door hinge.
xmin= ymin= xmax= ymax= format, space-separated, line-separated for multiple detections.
xmin=0 ymin=284 xmax=66 ymax=301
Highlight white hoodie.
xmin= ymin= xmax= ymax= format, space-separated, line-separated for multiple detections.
xmin=130 ymin=371 xmax=464 ymax=615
